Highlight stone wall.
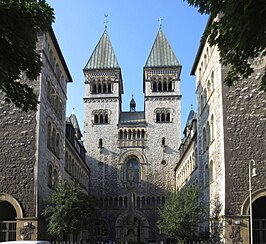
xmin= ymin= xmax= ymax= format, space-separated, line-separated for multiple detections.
xmin=0 ymin=79 xmax=37 ymax=217
xmin=223 ymin=57 xmax=266 ymax=215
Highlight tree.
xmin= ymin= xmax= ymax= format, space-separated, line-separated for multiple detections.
xmin=158 ymin=186 xmax=206 ymax=241
xmin=186 ymin=0 xmax=266 ymax=90
xmin=43 ymin=182 xmax=101 ymax=241
xmin=0 ymin=0 xmax=54 ymax=111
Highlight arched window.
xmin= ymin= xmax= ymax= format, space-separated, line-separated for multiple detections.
xmin=54 ymin=168 xmax=58 ymax=187
xmin=132 ymin=130 xmax=136 ymax=139
xmin=98 ymin=84 xmax=102 ymax=93
xmin=99 ymin=114 xmax=104 ymax=124
xmin=114 ymin=197 xmax=118 ymax=208
xmin=203 ymin=128 xmax=206 ymax=152
xmin=48 ymin=164 xmax=53 ymax=187
xmin=47 ymin=81 xmax=51 ymax=100
xmin=204 ymin=88 xmax=207 ymax=105
xmin=209 ymin=160 xmax=214 ymax=183
xmin=141 ymin=129 xmax=145 ymax=139
xmin=161 ymin=113 xmax=165 ymax=122
xmin=119 ymin=130 xmax=123 ymax=139
xmin=210 ymin=115 xmax=214 ymax=142
xmin=65 ymin=151 xmax=69 ymax=171
xmin=200 ymin=94 xmax=204 ymax=113
xmin=92 ymin=84 xmax=97 ymax=93
xmin=51 ymin=128 xmax=56 ymax=151
xmin=211 ymin=71 xmax=214 ymax=91
xmin=207 ymin=80 xmax=211 ymax=98
xmin=103 ymin=84 xmax=107 ymax=93
xmin=137 ymin=130 xmax=140 ymax=139
xmin=137 ymin=196 xmax=140 ymax=208
xmin=47 ymin=121 xmax=51 ymax=148
xmin=126 ymin=157 xmax=140 ymax=185
xmin=142 ymin=196 xmax=146 ymax=208
xmin=168 ymin=81 xmax=172 ymax=91
xmin=124 ymin=130 xmax=127 ymax=139
xmin=104 ymin=114 xmax=108 ymax=123
xmin=206 ymin=121 xmax=210 ymax=147
xmin=108 ymin=83 xmax=112 ymax=93
xmin=124 ymin=196 xmax=128 ymax=208
xmin=147 ymin=197 xmax=151 ymax=207
xmin=94 ymin=114 xmax=99 ymax=124
xmin=156 ymin=113 xmax=160 ymax=122
xmin=56 ymin=133 xmax=60 ymax=157
xmin=166 ymin=113 xmax=170 ymax=122
xmin=119 ymin=196 xmax=123 ymax=208
xmin=99 ymin=138 xmax=103 ymax=148
xmin=204 ymin=164 xmax=209 ymax=186
xmin=204 ymin=54 xmax=207 ymax=68
xmin=158 ymin=82 xmax=162 ymax=91
xmin=163 ymin=82 xmax=167 ymax=91
xmin=162 ymin=137 xmax=165 ymax=147
xmin=152 ymin=82 xmax=157 ymax=91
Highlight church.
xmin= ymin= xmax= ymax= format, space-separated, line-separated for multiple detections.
xmin=83 ymin=27 xmax=182 ymax=242
xmin=0 ymin=15 xmax=266 ymax=244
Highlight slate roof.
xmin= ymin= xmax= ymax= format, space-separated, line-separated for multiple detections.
xmin=145 ymin=28 xmax=180 ymax=68
xmin=119 ymin=112 xmax=146 ymax=125
xmin=84 ymin=31 xmax=120 ymax=69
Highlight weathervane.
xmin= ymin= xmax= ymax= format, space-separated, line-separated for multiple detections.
xmin=158 ymin=17 xmax=163 ymax=29
xmin=104 ymin=14 xmax=109 ymax=30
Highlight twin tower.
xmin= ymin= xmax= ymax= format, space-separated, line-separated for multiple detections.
xmin=83 ymin=27 xmax=182 ymax=242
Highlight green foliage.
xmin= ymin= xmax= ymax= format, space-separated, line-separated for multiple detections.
xmin=43 ymin=182 xmax=101 ymax=240
xmin=186 ymin=0 xmax=266 ymax=90
xmin=158 ymin=186 xmax=205 ymax=241
xmin=0 ymin=0 xmax=54 ymax=111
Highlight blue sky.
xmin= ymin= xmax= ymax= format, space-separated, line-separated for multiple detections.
xmin=47 ymin=0 xmax=208 ymax=132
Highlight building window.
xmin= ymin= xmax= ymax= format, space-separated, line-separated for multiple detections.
xmin=125 ymin=157 xmax=140 ymax=187
xmin=204 ymin=164 xmax=209 ymax=186
xmin=155 ymin=109 xmax=172 ymax=122
xmin=93 ymin=110 xmax=110 ymax=124
xmin=209 ymin=160 xmax=214 ymax=183
xmin=99 ymin=138 xmax=103 ymax=148
xmin=210 ymin=115 xmax=214 ymax=142
xmin=48 ymin=164 xmax=53 ymax=187
xmin=203 ymin=127 xmax=207 ymax=152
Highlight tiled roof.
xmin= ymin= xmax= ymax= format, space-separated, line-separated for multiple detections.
xmin=85 ymin=31 xmax=120 ymax=69
xmin=145 ymin=28 xmax=180 ymax=67
xmin=119 ymin=112 xmax=145 ymax=125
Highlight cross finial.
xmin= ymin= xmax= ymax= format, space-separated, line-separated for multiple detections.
xmin=191 ymin=104 xmax=193 ymax=110
xmin=158 ymin=17 xmax=163 ymax=29
xmin=104 ymin=14 xmax=109 ymax=31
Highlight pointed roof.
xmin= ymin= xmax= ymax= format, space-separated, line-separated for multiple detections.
xmin=145 ymin=28 xmax=180 ymax=68
xmin=69 ymin=109 xmax=81 ymax=136
xmin=85 ymin=31 xmax=120 ymax=69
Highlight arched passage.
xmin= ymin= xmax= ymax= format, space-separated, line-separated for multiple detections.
xmin=241 ymin=188 xmax=266 ymax=244
xmin=0 ymin=194 xmax=23 ymax=241
xmin=115 ymin=210 xmax=149 ymax=242
xmin=253 ymin=197 xmax=266 ymax=243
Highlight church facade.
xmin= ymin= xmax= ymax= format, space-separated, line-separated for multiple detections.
xmin=83 ymin=28 xmax=182 ymax=242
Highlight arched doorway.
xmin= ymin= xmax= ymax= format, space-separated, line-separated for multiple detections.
xmin=253 ymin=196 xmax=266 ymax=243
xmin=115 ymin=211 xmax=149 ymax=242
xmin=0 ymin=201 xmax=17 ymax=241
